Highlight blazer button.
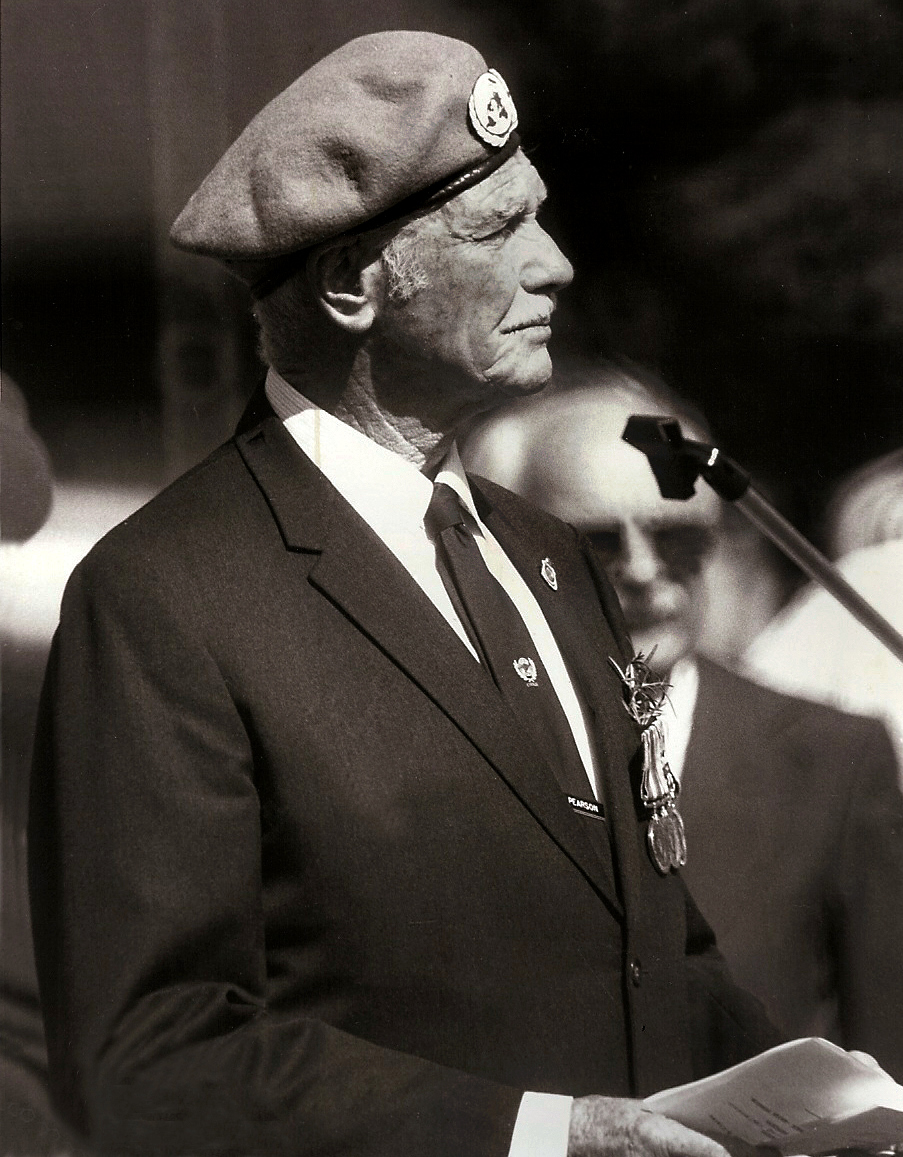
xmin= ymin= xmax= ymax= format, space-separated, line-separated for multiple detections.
xmin=629 ymin=957 xmax=642 ymax=987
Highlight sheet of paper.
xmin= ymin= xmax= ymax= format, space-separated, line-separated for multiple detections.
xmin=643 ymin=1038 xmax=903 ymax=1153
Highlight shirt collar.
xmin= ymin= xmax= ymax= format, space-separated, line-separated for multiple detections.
xmin=265 ymin=367 xmax=482 ymax=539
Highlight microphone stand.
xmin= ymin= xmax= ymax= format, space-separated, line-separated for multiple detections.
xmin=622 ymin=415 xmax=903 ymax=667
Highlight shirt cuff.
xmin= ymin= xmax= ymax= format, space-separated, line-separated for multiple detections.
xmin=507 ymin=1091 xmax=574 ymax=1157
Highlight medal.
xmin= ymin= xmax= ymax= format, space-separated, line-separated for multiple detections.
xmin=647 ymin=805 xmax=687 ymax=875
xmin=609 ymin=652 xmax=688 ymax=875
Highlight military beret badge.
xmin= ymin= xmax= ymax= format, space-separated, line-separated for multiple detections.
xmin=468 ymin=69 xmax=518 ymax=148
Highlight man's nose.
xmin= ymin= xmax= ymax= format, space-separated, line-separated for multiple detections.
xmin=614 ymin=526 xmax=662 ymax=587
xmin=520 ymin=222 xmax=574 ymax=293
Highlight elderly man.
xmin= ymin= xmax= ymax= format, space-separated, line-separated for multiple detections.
xmin=464 ymin=362 xmax=903 ymax=1082
xmin=29 ymin=34 xmax=779 ymax=1157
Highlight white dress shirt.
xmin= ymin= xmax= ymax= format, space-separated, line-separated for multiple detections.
xmin=658 ymin=657 xmax=700 ymax=785
xmin=266 ymin=368 xmax=575 ymax=1156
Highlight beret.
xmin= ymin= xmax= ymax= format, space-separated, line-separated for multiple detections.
xmin=170 ymin=31 xmax=520 ymax=293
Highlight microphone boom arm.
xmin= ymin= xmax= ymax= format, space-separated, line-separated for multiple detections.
xmin=622 ymin=415 xmax=903 ymax=667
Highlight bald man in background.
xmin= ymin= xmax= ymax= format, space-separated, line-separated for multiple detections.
xmin=464 ymin=362 xmax=903 ymax=1081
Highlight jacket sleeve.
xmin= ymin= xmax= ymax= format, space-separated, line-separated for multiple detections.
xmin=832 ymin=721 xmax=903 ymax=1081
xmin=28 ymin=554 xmax=522 ymax=1157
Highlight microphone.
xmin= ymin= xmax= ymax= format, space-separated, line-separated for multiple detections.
xmin=621 ymin=415 xmax=749 ymax=501
xmin=622 ymin=414 xmax=903 ymax=666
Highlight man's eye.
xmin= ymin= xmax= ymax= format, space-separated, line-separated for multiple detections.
xmin=653 ymin=527 xmax=716 ymax=576
xmin=484 ymin=213 xmax=528 ymax=241
xmin=483 ymin=222 xmax=516 ymax=241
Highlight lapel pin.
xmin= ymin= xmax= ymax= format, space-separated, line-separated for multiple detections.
xmin=513 ymin=657 xmax=539 ymax=686
xmin=540 ymin=557 xmax=558 ymax=590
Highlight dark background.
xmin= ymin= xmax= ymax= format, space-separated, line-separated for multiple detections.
xmin=3 ymin=0 xmax=903 ymax=529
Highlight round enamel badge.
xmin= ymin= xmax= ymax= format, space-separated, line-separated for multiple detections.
xmin=468 ymin=69 xmax=518 ymax=148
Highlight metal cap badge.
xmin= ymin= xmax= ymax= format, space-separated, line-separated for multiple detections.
xmin=468 ymin=69 xmax=518 ymax=148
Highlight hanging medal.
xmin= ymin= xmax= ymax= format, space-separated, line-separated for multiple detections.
xmin=609 ymin=652 xmax=687 ymax=875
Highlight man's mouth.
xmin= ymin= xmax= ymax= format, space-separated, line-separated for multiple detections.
xmin=505 ymin=319 xmax=550 ymax=334
xmin=625 ymin=611 xmax=675 ymax=636
xmin=503 ymin=309 xmax=553 ymax=334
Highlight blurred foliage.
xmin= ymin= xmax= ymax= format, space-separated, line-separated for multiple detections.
xmin=644 ymin=100 xmax=903 ymax=338
xmin=459 ymin=0 xmax=903 ymax=530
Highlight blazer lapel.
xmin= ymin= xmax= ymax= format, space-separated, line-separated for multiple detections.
xmin=236 ymin=417 xmax=624 ymax=914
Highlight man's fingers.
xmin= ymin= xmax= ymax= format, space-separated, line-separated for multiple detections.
xmin=711 ymin=1138 xmax=781 ymax=1157
xmin=639 ymin=1112 xmax=735 ymax=1157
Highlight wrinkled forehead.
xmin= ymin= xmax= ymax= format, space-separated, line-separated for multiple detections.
xmin=438 ymin=150 xmax=547 ymax=234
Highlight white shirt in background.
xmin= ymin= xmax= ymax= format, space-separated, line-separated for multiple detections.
xmin=659 ymin=657 xmax=700 ymax=785
xmin=745 ymin=540 xmax=903 ymax=778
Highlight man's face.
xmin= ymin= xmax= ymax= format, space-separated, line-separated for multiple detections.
xmin=532 ymin=400 xmax=721 ymax=674
xmin=377 ymin=151 xmax=574 ymax=404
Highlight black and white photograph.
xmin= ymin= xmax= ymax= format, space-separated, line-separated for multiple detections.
xmin=2 ymin=2 xmax=903 ymax=1155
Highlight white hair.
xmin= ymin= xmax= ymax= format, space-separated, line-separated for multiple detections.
xmin=376 ymin=222 xmax=429 ymax=303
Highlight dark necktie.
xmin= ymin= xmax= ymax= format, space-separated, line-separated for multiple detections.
xmin=426 ymin=482 xmax=607 ymax=834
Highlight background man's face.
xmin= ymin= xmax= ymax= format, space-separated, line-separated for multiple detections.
xmin=532 ymin=398 xmax=721 ymax=674
xmin=378 ymin=152 xmax=574 ymax=404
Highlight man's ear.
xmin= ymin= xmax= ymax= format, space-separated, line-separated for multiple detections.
xmin=307 ymin=239 xmax=383 ymax=334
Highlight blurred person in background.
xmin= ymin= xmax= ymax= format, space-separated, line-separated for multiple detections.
xmin=747 ymin=448 xmax=903 ymax=774
xmin=1 ymin=374 xmax=53 ymax=544
xmin=1 ymin=373 xmax=93 ymax=1155
xmin=694 ymin=481 xmax=803 ymax=669
xmin=824 ymin=449 xmax=903 ymax=560
xmin=464 ymin=361 xmax=903 ymax=1080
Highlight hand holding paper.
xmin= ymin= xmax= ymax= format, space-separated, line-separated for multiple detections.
xmin=643 ymin=1038 xmax=903 ymax=1155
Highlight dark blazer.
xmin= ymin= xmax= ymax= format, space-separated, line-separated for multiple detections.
xmin=681 ymin=656 xmax=903 ymax=1081
xmin=29 ymin=404 xmax=777 ymax=1156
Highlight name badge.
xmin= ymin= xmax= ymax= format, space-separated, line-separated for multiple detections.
xmin=567 ymin=795 xmax=605 ymax=820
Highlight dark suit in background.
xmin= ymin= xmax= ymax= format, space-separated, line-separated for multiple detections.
xmin=681 ymin=656 xmax=903 ymax=1080
xmin=29 ymin=407 xmax=776 ymax=1156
